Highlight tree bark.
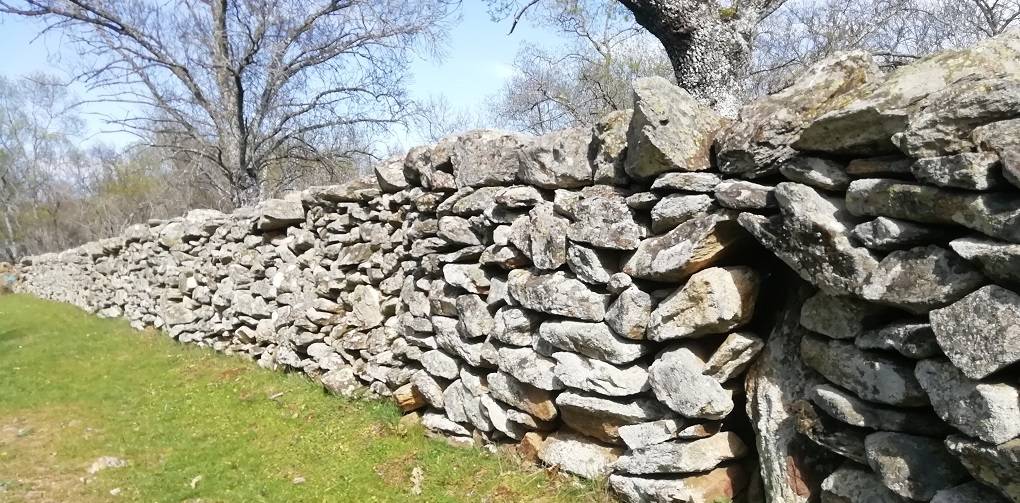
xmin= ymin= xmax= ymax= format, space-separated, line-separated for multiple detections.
xmin=618 ymin=0 xmax=779 ymax=118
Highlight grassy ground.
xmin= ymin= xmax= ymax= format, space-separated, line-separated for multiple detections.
xmin=0 ymin=294 xmax=608 ymax=502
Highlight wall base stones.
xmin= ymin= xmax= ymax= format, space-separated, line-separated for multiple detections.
xmin=16 ymin=31 xmax=1020 ymax=503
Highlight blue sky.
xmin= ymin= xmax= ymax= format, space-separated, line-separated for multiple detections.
xmin=0 ymin=2 xmax=566 ymax=148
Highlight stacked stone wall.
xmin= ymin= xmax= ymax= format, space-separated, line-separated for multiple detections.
xmin=16 ymin=32 xmax=1020 ymax=503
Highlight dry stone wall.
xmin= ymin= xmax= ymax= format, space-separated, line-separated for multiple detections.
xmin=15 ymin=32 xmax=1020 ymax=503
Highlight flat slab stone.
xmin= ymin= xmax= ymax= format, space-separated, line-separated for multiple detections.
xmin=860 ymin=245 xmax=985 ymax=314
xmin=821 ymin=464 xmax=908 ymax=503
xmin=800 ymin=334 xmax=928 ymax=407
xmin=537 ymin=431 xmax=623 ymax=479
xmin=648 ymin=266 xmax=759 ymax=341
xmin=623 ymin=212 xmax=746 ymax=283
xmin=945 ymin=436 xmax=1020 ymax=502
xmin=613 ymin=432 xmax=749 ymax=475
xmin=507 ymin=269 xmax=610 ymax=322
xmin=808 ymin=384 xmax=949 ymax=436
xmin=950 ymin=236 xmax=1020 ymax=286
xmin=552 ymin=352 xmax=649 ymax=397
xmin=800 ymin=292 xmax=889 ymax=340
xmin=555 ymin=391 xmax=669 ymax=444
xmin=609 ymin=466 xmax=749 ymax=503
xmin=538 ymin=320 xmax=649 ymax=365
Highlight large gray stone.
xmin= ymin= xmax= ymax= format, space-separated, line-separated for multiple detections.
xmin=799 ymin=292 xmax=888 ymax=340
xmin=865 ymin=432 xmax=968 ymax=501
xmin=704 ymin=332 xmax=765 ymax=382
xmin=649 ymin=345 xmax=733 ymax=420
xmin=895 ymin=77 xmax=1020 ymax=158
xmin=649 ymin=172 xmax=721 ymax=192
xmin=911 ymin=152 xmax=1008 ymax=190
xmin=932 ymin=482 xmax=1011 ymax=503
xmin=623 ymin=212 xmax=746 ymax=283
xmin=820 ymin=464 xmax=908 ymax=503
xmin=929 ymin=285 xmax=1020 ymax=379
xmin=779 ymin=157 xmax=850 ymax=191
xmin=845 ymin=179 xmax=1020 ymax=243
xmin=495 ymin=346 xmax=564 ymax=391
xmin=442 ymin=263 xmax=491 ymax=294
xmin=794 ymin=33 xmax=1020 ymax=156
xmin=613 ymin=432 xmax=749 ymax=475
xmin=714 ymin=180 xmax=777 ymax=210
xmin=591 ymin=109 xmax=632 ymax=185
xmin=974 ymin=118 xmax=1020 ymax=188
xmin=916 ymin=359 xmax=1020 ymax=444
xmin=624 ymin=76 xmax=727 ymax=179
xmin=518 ymin=127 xmax=594 ymax=188
xmin=491 ymin=306 xmax=540 ymax=346
xmin=739 ymin=183 xmax=878 ymax=296
xmin=648 ymin=266 xmax=760 ymax=341
xmin=566 ymin=190 xmax=645 ymax=250
xmin=945 ymin=436 xmax=1020 ymax=502
xmin=507 ymin=269 xmax=610 ymax=321
xmin=538 ymin=320 xmax=649 ymax=365
xmin=565 ymin=242 xmax=617 ymax=285
xmin=801 ymin=334 xmax=928 ymax=407
xmin=455 ymin=294 xmax=493 ymax=340
xmin=508 ymin=203 xmax=570 ymax=270
xmin=717 ymin=51 xmax=880 ymax=178
xmin=257 ymin=198 xmax=305 ymax=230
xmin=449 ymin=129 xmax=524 ymax=187
xmin=552 ymin=352 xmax=649 ymax=397
xmin=860 ymin=245 xmax=985 ymax=314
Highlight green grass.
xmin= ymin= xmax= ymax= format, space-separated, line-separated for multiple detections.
xmin=0 ymin=294 xmax=608 ymax=502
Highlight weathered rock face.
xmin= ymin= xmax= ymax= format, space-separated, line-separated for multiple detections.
xmin=16 ymin=32 xmax=1020 ymax=503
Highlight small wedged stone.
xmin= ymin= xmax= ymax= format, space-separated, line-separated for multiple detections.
xmin=650 ymin=194 xmax=714 ymax=233
xmin=713 ymin=180 xmax=776 ymax=210
xmin=518 ymin=127 xmax=594 ymax=188
xmin=821 ymin=464 xmax=908 ymax=503
xmin=704 ymin=332 xmax=765 ymax=382
xmin=486 ymin=371 xmax=558 ymax=421
xmin=613 ymin=432 xmax=749 ymax=475
xmin=739 ymin=183 xmax=878 ymax=296
xmin=779 ymin=157 xmax=850 ymax=191
xmin=846 ymin=156 xmax=914 ymax=177
xmin=649 ymin=345 xmax=733 ymax=420
xmin=422 ymin=409 xmax=471 ymax=437
xmin=609 ymin=465 xmax=749 ymax=503
xmin=800 ymin=334 xmax=928 ymax=407
xmin=915 ymin=359 xmax=1020 ymax=445
xmin=852 ymin=217 xmax=955 ymax=252
xmin=623 ymin=212 xmax=746 ymax=283
xmin=856 ymin=322 xmax=941 ymax=359
xmin=865 ymin=432 xmax=968 ymax=501
xmin=800 ymin=292 xmax=889 ymax=340
xmin=566 ymin=242 xmax=617 ymax=284
xmin=845 ymin=179 xmax=1020 ymax=243
xmin=860 ymin=245 xmax=985 ymax=314
xmin=794 ymin=400 xmax=868 ymax=464
xmin=929 ymin=285 xmax=1020 ymax=379
xmin=624 ymin=76 xmax=727 ymax=179
xmin=538 ymin=320 xmax=648 ymax=365
xmin=491 ymin=306 xmax=540 ymax=347
xmin=950 ymin=237 xmax=1020 ymax=286
xmin=507 ymin=269 xmax=610 ymax=322
xmin=591 ymin=109 xmax=632 ymax=185
xmin=944 ymin=436 xmax=1020 ymax=503
xmin=605 ymin=285 xmax=651 ymax=340
xmin=537 ymin=430 xmax=623 ymax=479
xmin=555 ymin=390 xmax=670 ymax=444
xmin=911 ymin=152 xmax=1007 ymax=190
xmin=494 ymin=185 xmax=544 ymax=208
xmin=552 ymin=351 xmax=649 ymax=397
xmin=648 ymin=266 xmax=760 ymax=341
xmin=808 ymin=384 xmax=949 ymax=436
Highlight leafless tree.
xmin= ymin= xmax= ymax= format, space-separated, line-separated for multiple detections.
xmin=486 ymin=0 xmax=673 ymax=133
xmin=0 ymin=0 xmax=458 ymax=206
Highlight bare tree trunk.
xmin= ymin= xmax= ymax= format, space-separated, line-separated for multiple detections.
xmin=618 ymin=0 xmax=780 ymax=118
